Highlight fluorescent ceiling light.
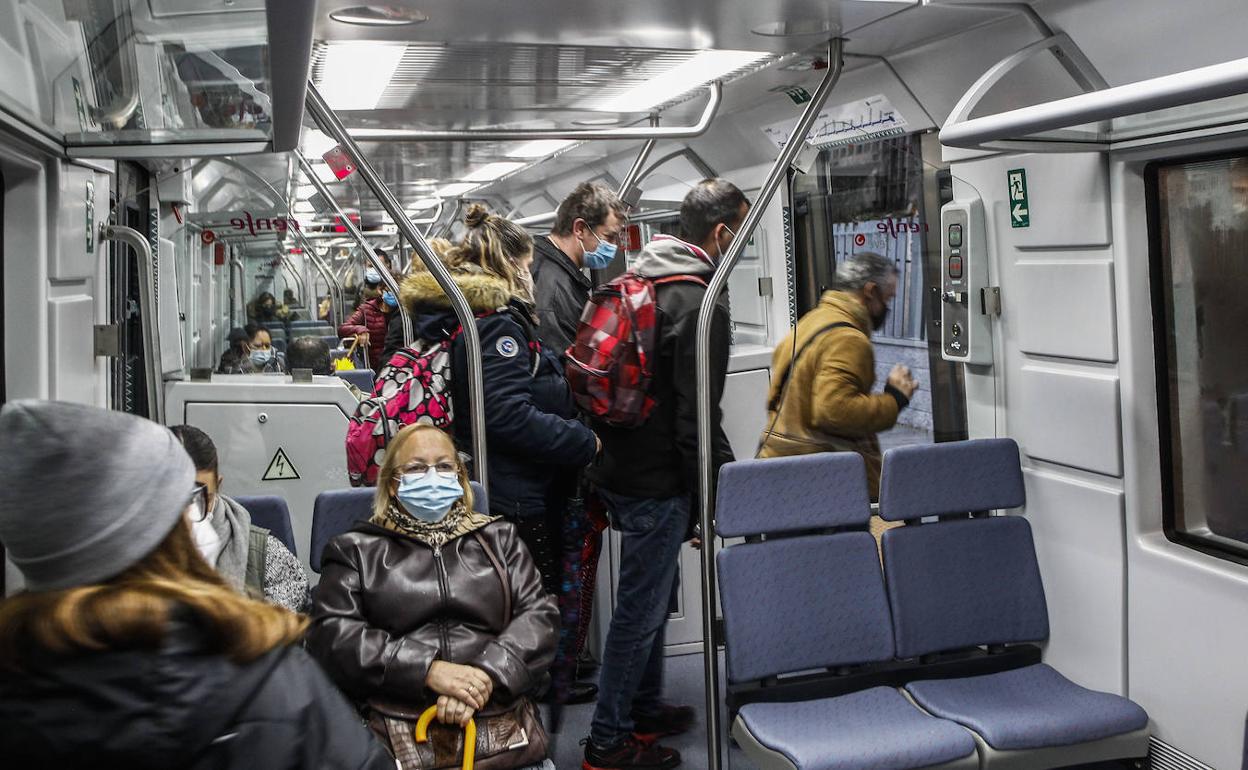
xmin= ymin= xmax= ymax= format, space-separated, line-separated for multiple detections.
xmin=599 ymin=50 xmax=771 ymax=113
xmin=435 ymin=182 xmax=479 ymax=198
xmin=462 ymin=162 xmax=527 ymax=182
xmin=507 ymin=140 xmax=577 ymax=158
xmin=319 ymin=42 xmax=406 ymax=110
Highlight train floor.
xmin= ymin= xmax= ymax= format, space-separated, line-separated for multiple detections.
xmin=548 ymin=649 xmax=758 ymax=770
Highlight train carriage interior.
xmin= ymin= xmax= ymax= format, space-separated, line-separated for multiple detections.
xmin=2 ymin=0 xmax=1247 ymax=767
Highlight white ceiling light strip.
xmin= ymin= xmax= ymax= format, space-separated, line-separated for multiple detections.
xmin=319 ymin=42 xmax=407 ymax=110
xmin=598 ymin=49 xmax=771 ymax=113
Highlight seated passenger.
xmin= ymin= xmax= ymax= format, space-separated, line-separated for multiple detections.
xmin=218 ymin=323 xmax=287 ymax=374
xmin=288 ymin=335 xmax=366 ymax=400
xmin=0 ymin=400 xmax=390 ymax=769
xmin=306 ymin=424 xmax=558 ymax=770
xmin=170 ymin=425 xmax=310 ymax=613
xmin=248 ymin=289 xmax=297 ymax=329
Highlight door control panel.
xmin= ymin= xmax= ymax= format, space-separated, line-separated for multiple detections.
xmin=940 ymin=199 xmax=992 ymax=365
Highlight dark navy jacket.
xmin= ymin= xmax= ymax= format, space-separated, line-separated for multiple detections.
xmin=402 ymin=270 xmax=596 ymax=519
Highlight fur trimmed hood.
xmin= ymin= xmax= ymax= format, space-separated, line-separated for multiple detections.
xmin=399 ymin=266 xmax=515 ymax=315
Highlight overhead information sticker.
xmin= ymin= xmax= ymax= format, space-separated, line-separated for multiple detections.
xmin=262 ymin=448 xmax=301 ymax=481
xmin=1008 ymin=168 xmax=1030 ymax=228
xmin=761 ymin=93 xmax=907 ymax=150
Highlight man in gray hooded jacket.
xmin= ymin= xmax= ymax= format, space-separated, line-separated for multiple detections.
xmin=582 ymin=179 xmax=746 ymax=770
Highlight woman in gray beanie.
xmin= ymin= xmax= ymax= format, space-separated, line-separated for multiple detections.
xmin=0 ymin=400 xmax=393 ymax=770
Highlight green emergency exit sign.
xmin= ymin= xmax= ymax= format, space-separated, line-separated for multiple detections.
xmin=1007 ymin=168 xmax=1030 ymax=228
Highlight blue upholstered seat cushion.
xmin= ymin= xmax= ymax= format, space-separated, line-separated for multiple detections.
xmin=737 ymin=687 xmax=976 ymax=770
xmin=905 ymin=664 xmax=1149 ymax=751
xmin=716 ymin=453 xmax=871 ymax=537
xmin=233 ymin=494 xmax=297 ymax=555
xmin=718 ymin=533 xmax=894 ymax=682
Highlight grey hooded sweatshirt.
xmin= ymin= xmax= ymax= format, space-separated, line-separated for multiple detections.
xmin=587 ymin=235 xmax=735 ymax=503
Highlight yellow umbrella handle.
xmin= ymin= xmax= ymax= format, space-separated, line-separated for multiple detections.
xmin=413 ymin=705 xmax=477 ymax=770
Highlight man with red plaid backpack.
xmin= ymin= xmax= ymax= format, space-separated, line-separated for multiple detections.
xmin=577 ymin=179 xmax=746 ymax=770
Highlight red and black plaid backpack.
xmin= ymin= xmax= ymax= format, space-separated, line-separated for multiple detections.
xmin=565 ymin=272 xmax=706 ymax=427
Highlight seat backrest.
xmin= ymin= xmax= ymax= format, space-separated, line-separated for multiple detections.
xmin=311 ymin=481 xmax=490 ymax=572
xmin=262 ymin=325 xmax=287 ymax=342
xmin=310 ymin=488 xmax=373 ymax=572
xmin=882 ymin=516 xmax=1049 ymax=658
xmin=233 ymin=494 xmax=297 ymax=556
xmin=291 ymin=325 xmax=335 ymax=338
xmin=336 ymin=368 xmax=375 ymax=393
xmin=878 ymin=438 xmax=1024 ymax=522
xmin=715 ymin=453 xmax=892 ymax=683
xmin=716 ymin=453 xmax=871 ymax=538
xmin=877 ymin=438 xmax=1044 ymax=658
xmin=718 ymin=532 xmax=895 ymax=682
xmin=271 ymin=338 xmax=287 ymax=354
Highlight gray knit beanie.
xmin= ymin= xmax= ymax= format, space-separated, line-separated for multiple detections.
xmin=0 ymin=400 xmax=196 ymax=592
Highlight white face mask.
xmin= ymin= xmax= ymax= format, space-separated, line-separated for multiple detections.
xmin=190 ymin=508 xmax=225 ymax=566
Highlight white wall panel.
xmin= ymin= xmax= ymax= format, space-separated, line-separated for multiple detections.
xmin=1015 ymin=365 xmax=1121 ymax=477
xmin=47 ymin=294 xmax=95 ymax=404
xmin=1014 ymin=259 xmax=1117 ymax=363
xmin=1024 ymin=469 xmax=1125 ymax=694
xmin=1001 ymin=153 xmax=1110 ymax=249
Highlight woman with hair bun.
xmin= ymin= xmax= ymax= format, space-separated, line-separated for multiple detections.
xmin=396 ymin=205 xmax=598 ymax=631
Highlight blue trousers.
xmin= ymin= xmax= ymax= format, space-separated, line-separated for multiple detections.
xmin=589 ymin=491 xmax=690 ymax=747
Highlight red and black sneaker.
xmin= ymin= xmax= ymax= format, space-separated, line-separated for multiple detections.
xmin=582 ymin=735 xmax=682 ymax=770
xmin=631 ymin=703 xmax=697 ymax=743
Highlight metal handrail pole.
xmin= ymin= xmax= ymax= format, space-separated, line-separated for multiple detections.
xmin=616 ymin=137 xmax=657 ymax=203
xmin=101 ymin=224 xmax=162 ymax=423
xmin=296 ymin=232 xmax=343 ymax=328
xmin=692 ymin=39 xmax=844 ymax=770
xmin=280 ymin=255 xmax=306 ymax=307
xmin=304 ymin=83 xmax=489 ymax=485
xmin=294 ymin=152 xmax=413 ymax=347
xmin=350 ymin=82 xmax=721 ymax=142
xmin=229 ymin=257 xmax=245 ymax=327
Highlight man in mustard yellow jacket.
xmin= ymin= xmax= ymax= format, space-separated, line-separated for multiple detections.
xmin=759 ymin=250 xmax=919 ymax=500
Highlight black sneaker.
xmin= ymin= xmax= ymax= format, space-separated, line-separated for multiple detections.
xmin=630 ymin=703 xmax=696 ymax=741
xmin=582 ymin=735 xmax=681 ymax=770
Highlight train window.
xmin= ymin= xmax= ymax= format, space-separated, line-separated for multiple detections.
xmin=1150 ymin=153 xmax=1248 ymax=561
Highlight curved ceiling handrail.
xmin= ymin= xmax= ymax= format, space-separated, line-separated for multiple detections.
xmin=346 ymin=82 xmax=722 ymax=142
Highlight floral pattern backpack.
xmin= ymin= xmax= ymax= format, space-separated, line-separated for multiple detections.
xmin=345 ymin=336 xmax=456 ymax=486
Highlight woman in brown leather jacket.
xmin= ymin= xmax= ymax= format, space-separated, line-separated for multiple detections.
xmin=306 ymin=423 xmax=559 ymax=768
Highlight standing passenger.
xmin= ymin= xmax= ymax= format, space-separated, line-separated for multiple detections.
xmin=397 ymin=204 xmax=598 ymax=586
xmin=339 ymin=267 xmax=395 ymax=373
xmin=757 ymin=250 xmax=919 ymax=500
xmin=170 ymin=425 xmax=311 ymax=613
xmin=532 ymin=182 xmax=628 ymax=358
xmin=0 ymin=400 xmax=390 ymax=769
xmin=582 ymin=179 xmax=745 ymax=770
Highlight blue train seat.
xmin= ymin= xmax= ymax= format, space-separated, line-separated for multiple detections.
xmin=290 ymin=325 xmax=335 ymax=338
xmin=716 ymin=453 xmax=978 ymax=770
xmin=233 ymin=494 xmax=297 ymax=556
xmin=879 ymin=439 xmax=1150 ymax=768
xmin=310 ymin=481 xmax=489 ymax=573
xmin=335 ymin=368 xmax=375 ymax=394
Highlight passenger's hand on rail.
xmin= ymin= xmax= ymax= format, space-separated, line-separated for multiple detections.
xmin=593 ymin=433 xmax=602 ymax=456
xmin=426 ymin=661 xmax=493 ymax=709
xmin=436 ymin=695 xmax=476 ymax=728
xmin=355 ymin=332 xmax=370 ymax=347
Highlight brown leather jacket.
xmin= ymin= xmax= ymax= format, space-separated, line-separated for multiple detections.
xmin=305 ymin=520 xmax=558 ymax=708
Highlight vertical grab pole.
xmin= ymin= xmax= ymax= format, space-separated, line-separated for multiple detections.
xmin=101 ymin=224 xmax=163 ymax=424
xmin=692 ymin=39 xmax=843 ymax=770
xmin=294 ymin=153 xmax=413 ymax=347
xmin=616 ymin=136 xmax=657 ymax=202
xmin=303 ymin=83 xmax=489 ymax=486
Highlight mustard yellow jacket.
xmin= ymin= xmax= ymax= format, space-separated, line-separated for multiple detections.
xmin=758 ymin=290 xmax=903 ymax=497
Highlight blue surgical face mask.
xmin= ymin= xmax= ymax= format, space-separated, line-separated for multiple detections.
xmin=581 ymin=228 xmax=618 ymax=270
xmin=250 ymin=348 xmax=273 ymax=366
xmin=364 ymin=268 xmax=382 ymax=285
xmin=382 ymin=291 xmax=398 ymax=308
xmin=396 ymin=470 xmax=464 ymax=522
